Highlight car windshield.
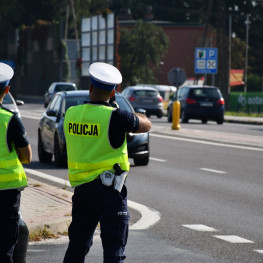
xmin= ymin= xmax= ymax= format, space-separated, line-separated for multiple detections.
xmin=65 ymin=94 xmax=134 ymax=113
xmin=65 ymin=96 xmax=90 ymax=111
xmin=55 ymin=85 xmax=76 ymax=92
xmin=116 ymin=96 xmax=134 ymax=112
xmin=189 ymin=88 xmax=220 ymax=100
xmin=2 ymin=93 xmax=13 ymax=104
xmin=134 ymin=90 xmax=158 ymax=97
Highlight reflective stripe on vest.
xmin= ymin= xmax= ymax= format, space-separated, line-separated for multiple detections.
xmin=0 ymin=108 xmax=27 ymax=190
xmin=64 ymin=103 xmax=130 ymax=187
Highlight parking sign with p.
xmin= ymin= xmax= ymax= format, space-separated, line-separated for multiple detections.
xmin=195 ymin=48 xmax=218 ymax=74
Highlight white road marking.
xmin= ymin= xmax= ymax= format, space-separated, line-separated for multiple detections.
xmin=21 ymin=114 xmax=41 ymax=120
xmin=182 ymin=224 xmax=218 ymax=232
xmin=200 ymin=168 xmax=227 ymax=174
xmin=213 ymin=235 xmax=255 ymax=243
xmin=24 ymin=168 xmax=71 ymax=188
xmin=24 ymin=168 xmax=160 ymax=230
xmin=254 ymin=250 xmax=263 ymax=254
xmin=151 ymin=133 xmax=263 ymax=152
xmin=128 ymin=200 xmax=161 ymax=230
xmin=150 ymin=157 xmax=167 ymax=162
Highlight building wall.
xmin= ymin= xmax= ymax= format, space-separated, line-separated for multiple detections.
xmin=159 ymin=25 xmax=204 ymax=85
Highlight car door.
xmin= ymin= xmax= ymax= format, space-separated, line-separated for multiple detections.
xmin=42 ymin=95 xmax=62 ymax=151
xmin=178 ymin=86 xmax=188 ymax=111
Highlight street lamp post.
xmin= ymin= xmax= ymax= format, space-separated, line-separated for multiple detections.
xmin=228 ymin=13 xmax=232 ymax=95
xmin=244 ymin=14 xmax=250 ymax=93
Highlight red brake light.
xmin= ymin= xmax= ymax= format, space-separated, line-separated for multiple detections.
xmin=129 ymin=95 xmax=135 ymax=101
xmin=158 ymin=95 xmax=163 ymax=102
xmin=186 ymin=98 xmax=197 ymax=104
xmin=217 ymin=98 xmax=225 ymax=105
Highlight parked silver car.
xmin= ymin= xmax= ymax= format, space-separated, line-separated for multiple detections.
xmin=121 ymin=85 xmax=164 ymax=118
xmin=3 ymin=92 xmax=24 ymax=118
xmin=44 ymin=82 xmax=77 ymax=107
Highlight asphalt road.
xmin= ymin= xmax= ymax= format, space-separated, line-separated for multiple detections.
xmin=20 ymin=104 xmax=263 ymax=263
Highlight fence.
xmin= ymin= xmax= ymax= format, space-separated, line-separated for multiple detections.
xmin=229 ymin=92 xmax=263 ymax=113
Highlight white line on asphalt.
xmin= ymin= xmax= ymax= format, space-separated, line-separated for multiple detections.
xmin=151 ymin=133 xmax=263 ymax=152
xmin=254 ymin=250 xmax=263 ymax=254
xmin=150 ymin=157 xmax=167 ymax=162
xmin=21 ymin=113 xmax=42 ymax=120
xmin=200 ymin=168 xmax=227 ymax=174
xmin=24 ymin=168 xmax=71 ymax=187
xmin=213 ymin=235 xmax=255 ymax=243
xmin=24 ymin=168 xmax=161 ymax=230
xmin=128 ymin=200 xmax=161 ymax=230
xmin=182 ymin=224 xmax=218 ymax=232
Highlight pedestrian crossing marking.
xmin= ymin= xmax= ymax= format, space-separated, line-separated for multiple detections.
xmin=213 ymin=235 xmax=254 ymax=243
xmin=182 ymin=224 xmax=218 ymax=232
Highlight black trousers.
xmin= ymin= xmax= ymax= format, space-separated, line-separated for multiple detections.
xmin=0 ymin=189 xmax=21 ymax=263
xmin=63 ymin=180 xmax=130 ymax=263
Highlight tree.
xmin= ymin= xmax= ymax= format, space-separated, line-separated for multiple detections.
xmin=118 ymin=20 xmax=169 ymax=86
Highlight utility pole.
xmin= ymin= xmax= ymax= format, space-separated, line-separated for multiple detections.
xmin=244 ymin=14 xmax=250 ymax=93
xmin=228 ymin=13 xmax=232 ymax=95
xmin=64 ymin=0 xmax=80 ymax=56
xmin=65 ymin=0 xmax=70 ymax=40
xmin=216 ymin=0 xmax=229 ymax=109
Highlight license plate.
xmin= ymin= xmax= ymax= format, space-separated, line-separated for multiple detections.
xmin=200 ymin=102 xmax=213 ymax=107
xmin=143 ymin=99 xmax=152 ymax=103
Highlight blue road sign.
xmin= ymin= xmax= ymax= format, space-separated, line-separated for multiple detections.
xmin=195 ymin=48 xmax=218 ymax=74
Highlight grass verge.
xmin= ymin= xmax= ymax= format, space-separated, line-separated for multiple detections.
xmin=225 ymin=111 xmax=263 ymax=117
xmin=29 ymin=225 xmax=58 ymax=242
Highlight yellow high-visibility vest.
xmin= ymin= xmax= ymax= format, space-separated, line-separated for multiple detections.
xmin=0 ymin=108 xmax=27 ymax=190
xmin=64 ymin=103 xmax=130 ymax=187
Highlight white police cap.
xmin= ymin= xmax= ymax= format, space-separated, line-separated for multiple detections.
xmin=89 ymin=62 xmax=122 ymax=90
xmin=0 ymin=62 xmax=14 ymax=89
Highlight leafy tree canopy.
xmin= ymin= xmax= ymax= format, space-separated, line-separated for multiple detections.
xmin=118 ymin=20 xmax=169 ymax=86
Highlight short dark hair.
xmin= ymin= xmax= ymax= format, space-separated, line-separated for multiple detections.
xmin=0 ymin=86 xmax=6 ymax=95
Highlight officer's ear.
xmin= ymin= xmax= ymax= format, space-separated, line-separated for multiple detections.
xmin=110 ymin=89 xmax=115 ymax=98
xmin=4 ymin=86 xmax=10 ymax=94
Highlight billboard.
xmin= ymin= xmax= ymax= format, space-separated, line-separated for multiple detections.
xmin=81 ymin=13 xmax=115 ymax=76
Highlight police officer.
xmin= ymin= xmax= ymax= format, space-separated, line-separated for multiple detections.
xmin=0 ymin=62 xmax=32 ymax=263
xmin=63 ymin=62 xmax=151 ymax=263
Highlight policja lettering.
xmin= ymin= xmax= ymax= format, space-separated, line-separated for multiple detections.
xmin=68 ymin=122 xmax=100 ymax=136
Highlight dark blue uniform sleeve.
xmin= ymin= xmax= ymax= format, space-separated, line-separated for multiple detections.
xmin=7 ymin=114 xmax=29 ymax=152
xmin=109 ymin=108 xmax=139 ymax=149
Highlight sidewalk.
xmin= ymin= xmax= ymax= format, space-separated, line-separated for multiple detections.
xmin=21 ymin=178 xmax=73 ymax=234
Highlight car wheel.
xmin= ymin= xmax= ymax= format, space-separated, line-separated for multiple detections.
xmin=202 ymin=119 xmax=208 ymax=124
xmin=134 ymin=155 xmax=149 ymax=166
xmin=217 ymin=118 xmax=224 ymax=125
xmin=38 ymin=131 xmax=52 ymax=162
xmin=54 ymin=134 xmax=67 ymax=167
xmin=157 ymin=112 xmax=163 ymax=118
xmin=181 ymin=111 xmax=189 ymax=123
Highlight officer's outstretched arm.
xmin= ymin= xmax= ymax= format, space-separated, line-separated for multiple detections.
xmin=16 ymin=145 xmax=32 ymax=164
xmin=134 ymin=113 xmax=151 ymax=133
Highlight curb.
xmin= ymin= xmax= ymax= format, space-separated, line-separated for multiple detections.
xmin=21 ymin=178 xmax=73 ymax=235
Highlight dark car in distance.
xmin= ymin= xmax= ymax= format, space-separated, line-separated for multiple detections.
xmin=38 ymin=90 xmax=150 ymax=167
xmin=44 ymin=82 xmax=77 ymax=107
xmin=167 ymin=85 xmax=225 ymax=124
